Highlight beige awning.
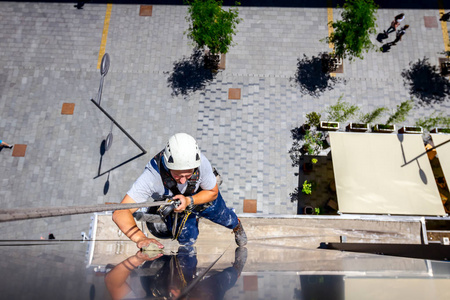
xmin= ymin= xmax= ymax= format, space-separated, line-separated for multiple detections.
xmin=345 ymin=278 xmax=450 ymax=300
xmin=330 ymin=132 xmax=445 ymax=216
xmin=430 ymin=134 xmax=450 ymax=180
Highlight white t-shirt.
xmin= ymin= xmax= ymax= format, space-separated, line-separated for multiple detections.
xmin=127 ymin=152 xmax=217 ymax=203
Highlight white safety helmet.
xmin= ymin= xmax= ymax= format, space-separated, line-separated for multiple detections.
xmin=163 ymin=133 xmax=201 ymax=170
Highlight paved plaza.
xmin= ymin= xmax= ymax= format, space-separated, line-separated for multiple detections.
xmin=0 ymin=1 xmax=449 ymax=240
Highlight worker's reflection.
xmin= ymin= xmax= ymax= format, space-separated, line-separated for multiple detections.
xmin=105 ymin=246 xmax=247 ymax=300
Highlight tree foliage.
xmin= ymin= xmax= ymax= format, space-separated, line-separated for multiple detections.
xmin=401 ymin=57 xmax=450 ymax=104
xmin=415 ymin=112 xmax=450 ymax=131
xmin=385 ymin=100 xmax=414 ymax=125
xmin=185 ymin=0 xmax=241 ymax=55
xmin=359 ymin=107 xmax=388 ymax=124
xmin=305 ymin=112 xmax=321 ymax=127
xmin=326 ymin=0 xmax=378 ymax=60
xmin=324 ymin=94 xmax=360 ymax=122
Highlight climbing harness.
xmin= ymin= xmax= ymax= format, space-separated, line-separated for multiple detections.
xmin=144 ymin=150 xmax=223 ymax=241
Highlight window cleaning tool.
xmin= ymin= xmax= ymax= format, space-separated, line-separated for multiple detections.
xmin=0 ymin=200 xmax=175 ymax=223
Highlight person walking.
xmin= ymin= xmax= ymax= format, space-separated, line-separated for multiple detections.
xmin=385 ymin=13 xmax=405 ymax=35
xmin=389 ymin=25 xmax=409 ymax=46
xmin=0 ymin=139 xmax=13 ymax=149
xmin=112 ymin=133 xmax=247 ymax=249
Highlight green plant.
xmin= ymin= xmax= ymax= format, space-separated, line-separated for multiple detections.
xmin=324 ymin=94 xmax=360 ymax=122
xmin=322 ymin=121 xmax=339 ymax=128
xmin=415 ymin=111 xmax=450 ymax=131
xmin=352 ymin=123 xmax=368 ymax=129
xmin=185 ymin=0 xmax=241 ymax=55
xmin=303 ymin=130 xmax=324 ymax=155
xmin=359 ymin=107 xmax=388 ymax=123
xmin=306 ymin=112 xmax=322 ymax=128
xmin=376 ymin=124 xmax=394 ymax=130
xmin=385 ymin=100 xmax=414 ymax=125
xmin=314 ymin=207 xmax=321 ymax=215
xmin=324 ymin=0 xmax=379 ymax=61
xmin=302 ymin=180 xmax=312 ymax=195
xmin=403 ymin=126 xmax=422 ymax=132
xmin=311 ymin=158 xmax=318 ymax=164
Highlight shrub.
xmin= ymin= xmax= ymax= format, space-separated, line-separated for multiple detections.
xmin=325 ymin=0 xmax=378 ymax=61
xmin=324 ymin=94 xmax=360 ymax=122
xmin=306 ymin=112 xmax=322 ymax=127
xmin=385 ymin=100 xmax=414 ymax=125
xmin=415 ymin=112 xmax=450 ymax=131
xmin=359 ymin=107 xmax=388 ymax=124
xmin=185 ymin=0 xmax=241 ymax=55
xmin=303 ymin=130 xmax=324 ymax=155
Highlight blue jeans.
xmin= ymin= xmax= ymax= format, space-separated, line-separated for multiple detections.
xmin=166 ymin=192 xmax=239 ymax=246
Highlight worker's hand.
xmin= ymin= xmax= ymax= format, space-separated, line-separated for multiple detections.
xmin=136 ymin=237 xmax=164 ymax=250
xmin=136 ymin=250 xmax=163 ymax=261
xmin=172 ymin=194 xmax=188 ymax=212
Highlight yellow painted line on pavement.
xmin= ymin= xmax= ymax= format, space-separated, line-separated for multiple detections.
xmin=327 ymin=0 xmax=335 ymax=77
xmin=98 ymin=3 xmax=112 ymax=69
xmin=438 ymin=0 xmax=449 ymax=53
xmin=327 ymin=0 xmax=334 ymax=50
xmin=441 ymin=20 xmax=449 ymax=52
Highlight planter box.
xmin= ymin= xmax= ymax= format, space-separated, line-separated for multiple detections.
xmin=431 ymin=127 xmax=450 ymax=134
xmin=320 ymin=121 xmax=339 ymax=131
xmin=372 ymin=124 xmax=396 ymax=133
xmin=346 ymin=122 xmax=369 ymax=132
xmin=204 ymin=51 xmax=226 ymax=70
xmin=440 ymin=58 xmax=450 ymax=75
xmin=398 ymin=126 xmax=423 ymax=134
xmin=321 ymin=53 xmax=344 ymax=73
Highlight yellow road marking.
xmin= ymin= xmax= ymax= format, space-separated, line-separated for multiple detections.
xmin=327 ymin=0 xmax=335 ymax=77
xmin=438 ymin=0 xmax=449 ymax=54
xmin=98 ymin=4 xmax=112 ymax=69
xmin=327 ymin=0 xmax=334 ymax=50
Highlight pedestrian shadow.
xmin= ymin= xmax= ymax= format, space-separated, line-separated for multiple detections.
xmin=166 ymin=49 xmax=216 ymax=97
xmin=376 ymin=32 xmax=389 ymax=43
xmin=440 ymin=12 xmax=450 ymax=22
xmin=380 ymin=43 xmax=392 ymax=53
xmin=401 ymin=57 xmax=450 ymax=105
xmin=290 ymin=53 xmax=344 ymax=98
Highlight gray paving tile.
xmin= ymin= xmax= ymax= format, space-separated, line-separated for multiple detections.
xmin=0 ymin=3 xmax=449 ymax=239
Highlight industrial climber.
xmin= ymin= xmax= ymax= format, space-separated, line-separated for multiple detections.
xmin=113 ymin=132 xmax=247 ymax=249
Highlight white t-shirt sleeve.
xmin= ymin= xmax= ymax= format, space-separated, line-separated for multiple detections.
xmin=198 ymin=153 xmax=217 ymax=191
xmin=127 ymin=161 xmax=165 ymax=203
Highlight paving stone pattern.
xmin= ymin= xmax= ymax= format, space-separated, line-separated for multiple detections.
xmin=0 ymin=3 xmax=449 ymax=239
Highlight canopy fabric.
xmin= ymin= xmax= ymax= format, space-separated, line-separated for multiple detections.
xmin=430 ymin=134 xmax=450 ymax=181
xmin=345 ymin=278 xmax=450 ymax=300
xmin=329 ymin=132 xmax=445 ymax=216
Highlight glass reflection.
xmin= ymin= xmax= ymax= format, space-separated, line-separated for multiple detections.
xmin=104 ymin=246 xmax=247 ymax=300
